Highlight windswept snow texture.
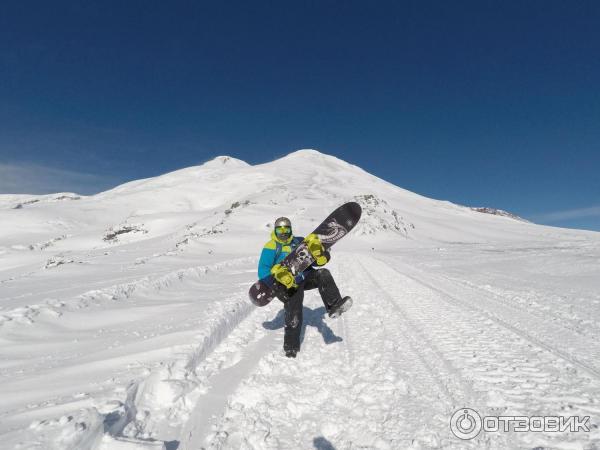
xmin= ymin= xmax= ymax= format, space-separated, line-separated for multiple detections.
xmin=1 ymin=149 xmax=599 ymax=450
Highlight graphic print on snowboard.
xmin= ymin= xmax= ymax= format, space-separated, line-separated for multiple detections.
xmin=249 ymin=201 xmax=362 ymax=306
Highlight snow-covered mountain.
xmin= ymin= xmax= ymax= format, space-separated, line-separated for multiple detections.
xmin=0 ymin=149 xmax=589 ymax=258
xmin=1 ymin=150 xmax=599 ymax=450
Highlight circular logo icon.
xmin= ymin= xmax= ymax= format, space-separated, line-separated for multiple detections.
xmin=450 ymin=408 xmax=482 ymax=440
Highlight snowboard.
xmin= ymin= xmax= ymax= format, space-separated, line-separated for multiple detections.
xmin=249 ymin=201 xmax=362 ymax=306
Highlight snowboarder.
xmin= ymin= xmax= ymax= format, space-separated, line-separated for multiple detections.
xmin=258 ymin=216 xmax=352 ymax=358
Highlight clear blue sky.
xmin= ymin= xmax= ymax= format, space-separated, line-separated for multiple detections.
xmin=1 ymin=1 xmax=599 ymax=230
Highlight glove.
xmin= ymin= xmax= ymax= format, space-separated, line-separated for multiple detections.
xmin=271 ymin=263 xmax=297 ymax=289
xmin=304 ymin=233 xmax=329 ymax=266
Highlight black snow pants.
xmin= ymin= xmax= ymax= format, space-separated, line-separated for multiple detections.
xmin=276 ymin=268 xmax=343 ymax=351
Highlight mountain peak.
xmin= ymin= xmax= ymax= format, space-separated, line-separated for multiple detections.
xmin=278 ymin=149 xmax=357 ymax=168
xmin=201 ymin=155 xmax=249 ymax=169
xmin=284 ymin=149 xmax=333 ymax=159
xmin=287 ymin=149 xmax=323 ymax=156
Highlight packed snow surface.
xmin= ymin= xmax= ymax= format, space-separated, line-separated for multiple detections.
xmin=0 ymin=149 xmax=599 ymax=449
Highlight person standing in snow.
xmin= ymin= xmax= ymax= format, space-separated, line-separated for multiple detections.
xmin=258 ymin=217 xmax=351 ymax=358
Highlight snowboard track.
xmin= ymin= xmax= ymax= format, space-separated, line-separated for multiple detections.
xmin=362 ymin=255 xmax=600 ymax=449
xmin=354 ymin=258 xmax=513 ymax=449
xmin=392 ymin=261 xmax=600 ymax=381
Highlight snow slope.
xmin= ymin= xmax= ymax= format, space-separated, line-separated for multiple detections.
xmin=1 ymin=149 xmax=599 ymax=449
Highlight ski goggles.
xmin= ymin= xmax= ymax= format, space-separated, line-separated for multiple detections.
xmin=275 ymin=226 xmax=291 ymax=234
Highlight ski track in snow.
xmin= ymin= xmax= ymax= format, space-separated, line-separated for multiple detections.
xmin=171 ymin=253 xmax=600 ymax=450
xmin=2 ymin=251 xmax=600 ymax=449
xmin=360 ymin=256 xmax=600 ymax=449
xmin=2 ymin=251 xmax=600 ymax=450
xmin=353 ymin=258 xmax=513 ymax=450
xmin=130 ymin=253 xmax=597 ymax=450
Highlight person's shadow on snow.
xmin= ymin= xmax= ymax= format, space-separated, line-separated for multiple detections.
xmin=313 ymin=436 xmax=336 ymax=450
xmin=262 ymin=305 xmax=343 ymax=345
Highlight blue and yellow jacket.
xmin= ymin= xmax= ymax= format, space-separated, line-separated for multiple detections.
xmin=258 ymin=231 xmax=310 ymax=282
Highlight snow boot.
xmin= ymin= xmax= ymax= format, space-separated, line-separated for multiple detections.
xmin=328 ymin=296 xmax=353 ymax=318
xmin=285 ymin=348 xmax=298 ymax=358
